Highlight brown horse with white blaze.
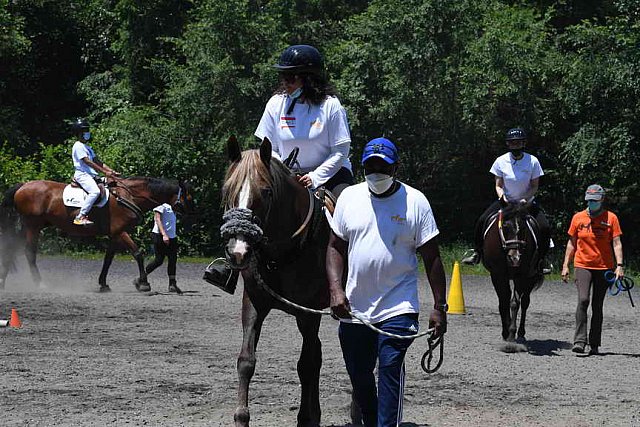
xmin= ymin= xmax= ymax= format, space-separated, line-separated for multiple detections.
xmin=0 ymin=177 xmax=193 ymax=291
xmin=221 ymin=136 xmax=330 ymax=427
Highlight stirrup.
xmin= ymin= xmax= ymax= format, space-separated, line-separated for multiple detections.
xmin=203 ymin=258 xmax=238 ymax=295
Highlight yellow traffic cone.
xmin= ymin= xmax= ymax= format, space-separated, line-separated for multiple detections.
xmin=447 ymin=261 xmax=466 ymax=314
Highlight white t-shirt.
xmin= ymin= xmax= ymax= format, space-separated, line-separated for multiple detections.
xmin=72 ymin=141 xmax=97 ymax=175
xmin=255 ymin=94 xmax=352 ymax=188
xmin=330 ymin=182 xmax=440 ymax=323
xmin=490 ymin=152 xmax=543 ymax=201
xmin=152 ymin=204 xmax=177 ymax=239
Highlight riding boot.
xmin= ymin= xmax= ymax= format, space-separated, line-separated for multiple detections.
xmin=461 ymin=249 xmax=481 ymax=265
xmin=203 ymin=260 xmax=238 ymax=295
xmin=168 ymin=276 xmax=182 ymax=294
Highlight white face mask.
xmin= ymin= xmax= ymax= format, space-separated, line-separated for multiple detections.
xmin=365 ymin=173 xmax=394 ymax=195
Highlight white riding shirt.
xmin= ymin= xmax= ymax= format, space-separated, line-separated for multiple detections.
xmin=255 ymin=94 xmax=352 ymax=188
xmin=489 ymin=152 xmax=543 ymax=201
xmin=330 ymin=182 xmax=440 ymax=323
xmin=72 ymin=141 xmax=97 ymax=176
xmin=152 ymin=204 xmax=177 ymax=239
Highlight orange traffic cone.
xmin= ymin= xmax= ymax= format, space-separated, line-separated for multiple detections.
xmin=9 ymin=308 xmax=22 ymax=328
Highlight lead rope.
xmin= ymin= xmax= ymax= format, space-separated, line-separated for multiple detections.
xmin=247 ymin=255 xmax=444 ymax=373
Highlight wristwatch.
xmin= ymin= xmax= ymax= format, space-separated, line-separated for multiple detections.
xmin=617 ymin=263 xmax=624 ymax=267
xmin=434 ymin=303 xmax=449 ymax=312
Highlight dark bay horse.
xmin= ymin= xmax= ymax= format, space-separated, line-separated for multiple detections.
xmin=221 ymin=136 xmax=329 ymax=427
xmin=482 ymin=202 xmax=544 ymax=351
xmin=0 ymin=177 xmax=193 ymax=292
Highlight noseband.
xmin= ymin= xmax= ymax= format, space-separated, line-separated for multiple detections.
xmin=220 ymin=208 xmax=264 ymax=246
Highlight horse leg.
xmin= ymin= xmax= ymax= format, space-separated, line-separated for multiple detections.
xmin=24 ymin=224 xmax=42 ymax=287
xmin=295 ymin=313 xmax=322 ymax=427
xmin=116 ymin=232 xmax=150 ymax=292
xmin=235 ymin=288 xmax=269 ymax=427
xmin=490 ymin=272 xmax=512 ymax=340
xmin=98 ymin=241 xmax=118 ymax=292
xmin=509 ymin=288 xmax=521 ymax=343
xmin=518 ymin=290 xmax=531 ymax=340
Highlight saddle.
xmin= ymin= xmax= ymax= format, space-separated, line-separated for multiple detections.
xmin=63 ymin=177 xmax=110 ymax=208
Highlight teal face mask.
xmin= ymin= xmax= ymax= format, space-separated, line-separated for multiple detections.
xmin=588 ymin=200 xmax=602 ymax=212
xmin=82 ymin=132 xmax=91 ymax=141
xmin=289 ymin=87 xmax=303 ymax=99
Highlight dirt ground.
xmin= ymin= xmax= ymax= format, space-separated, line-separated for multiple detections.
xmin=1 ymin=256 xmax=638 ymax=426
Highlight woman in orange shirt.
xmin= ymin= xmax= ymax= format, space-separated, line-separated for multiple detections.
xmin=561 ymin=184 xmax=624 ymax=355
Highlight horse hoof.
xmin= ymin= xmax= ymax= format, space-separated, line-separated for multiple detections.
xmin=133 ymin=279 xmax=151 ymax=292
xmin=234 ymin=407 xmax=250 ymax=427
xmin=99 ymin=285 xmax=111 ymax=293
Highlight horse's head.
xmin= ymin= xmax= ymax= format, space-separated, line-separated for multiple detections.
xmin=221 ymin=136 xmax=283 ymax=270
xmin=499 ymin=205 xmax=530 ymax=268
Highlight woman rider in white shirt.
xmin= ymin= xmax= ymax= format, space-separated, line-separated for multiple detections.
xmin=255 ymin=44 xmax=354 ymax=196
xmin=462 ymin=128 xmax=551 ymax=273
xmin=204 ymin=45 xmax=354 ymax=295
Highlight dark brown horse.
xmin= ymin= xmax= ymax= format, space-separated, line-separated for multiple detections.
xmin=0 ymin=177 xmax=193 ymax=292
xmin=221 ymin=136 xmax=329 ymax=427
xmin=482 ymin=202 xmax=544 ymax=351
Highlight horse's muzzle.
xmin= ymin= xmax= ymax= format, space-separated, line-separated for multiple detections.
xmin=225 ymin=238 xmax=252 ymax=270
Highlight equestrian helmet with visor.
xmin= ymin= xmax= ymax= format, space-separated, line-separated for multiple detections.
xmin=72 ymin=118 xmax=90 ymax=132
xmin=274 ymin=45 xmax=324 ymax=75
xmin=505 ymin=127 xmax=527 ymax=141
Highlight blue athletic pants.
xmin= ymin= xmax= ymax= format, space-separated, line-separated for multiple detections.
xmin=338 ymin=313 xmax=418 ymax=427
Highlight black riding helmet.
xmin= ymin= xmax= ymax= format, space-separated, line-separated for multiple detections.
xmin=505 ymin=127 xmax=527 ymax=141
xmin=274 ymin=45 xmax=324 ymax=75
xmin=72 ymin=118 xmax=90 ymax=132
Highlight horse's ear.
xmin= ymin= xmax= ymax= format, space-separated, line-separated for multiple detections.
xmin=227 ymin=135 xmax=242 ymax=163
xmin=260 ymin=137 xmax=272 ymax=168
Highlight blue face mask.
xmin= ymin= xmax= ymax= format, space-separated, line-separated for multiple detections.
xmin=289 ymin=87 xmax=303 ymax=99
xmin=588 ymin=200 xmax=602 ymax=213
xmin=82 ymin=132 xmax=91 ymax=141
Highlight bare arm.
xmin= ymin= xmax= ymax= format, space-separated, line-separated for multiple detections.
xmin=326 ymin=231 xmax=351 ymax=318
xmin=561 ymin=237 xmax=577 ymax=283
xmin=494 ymin=176 xmax=505 ymax=201
xmin=154 ymin=211 xmax=170 ymax=244
xmin=613 ymin=236 xmax=624 ymax=279
xmin=524 ymin=177 xmax=539 ymax=201
xmin=83 ymin=157 xmax=119 ymax=177
xmin=417 ymin=238 xmax=447 ymax=337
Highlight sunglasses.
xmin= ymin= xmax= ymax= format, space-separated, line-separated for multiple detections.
xmin=279 ymin=73 xmax=298 ymax=83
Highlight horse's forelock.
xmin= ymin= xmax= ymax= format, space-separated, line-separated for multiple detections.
xmin=222 ymin=150 xmax=292 ymax=210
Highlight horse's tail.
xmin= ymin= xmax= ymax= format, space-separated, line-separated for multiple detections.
xmin=0 ymin=183 xmax=24 ymax=273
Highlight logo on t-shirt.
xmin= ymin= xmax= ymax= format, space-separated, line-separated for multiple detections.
xmin=310 ymin=119 xmax=323 ymax=129
xmin=280 ymin=116 xmax=296 ymax=129
xmin=391 ymin=214 xmax=406 ymax=224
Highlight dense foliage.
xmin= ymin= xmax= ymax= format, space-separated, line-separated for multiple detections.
xmin=1 ymin=0 xmax=639 ymax=260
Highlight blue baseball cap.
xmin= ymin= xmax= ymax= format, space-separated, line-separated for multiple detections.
xmin=361 ymin=137 xmax=398 ymax=165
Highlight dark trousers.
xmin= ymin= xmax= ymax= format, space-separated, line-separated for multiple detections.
xmin=473 ymin=200 xmax=551 ymax=259
xmin=573 ymin=268 xmax=609 ymax=347
xmin=145 ymin=233 xmax=177 ymax=279
xmin=322 ymin=167 xmax=354 ymax=197
xmin=339 ymin=313 xmax=418 ymax=427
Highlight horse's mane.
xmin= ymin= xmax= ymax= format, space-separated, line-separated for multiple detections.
xmin=125 ymin=177 xmax=178 ymax=198
xmin=222 ymin=150 xmax=291 ymax=210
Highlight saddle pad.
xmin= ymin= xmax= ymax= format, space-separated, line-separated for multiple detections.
xmin=62 ymin=185 xmax=109 ymax=208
